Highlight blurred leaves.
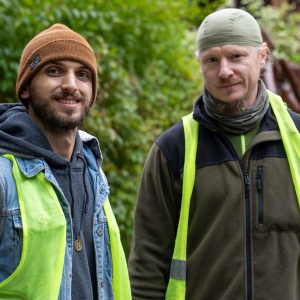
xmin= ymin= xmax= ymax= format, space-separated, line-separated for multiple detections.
xmin=221 ymin=0 xmax=300 ymax=64
xmin=258 ymin=3 xmax=300 ymax=64
xmin=0 ymin=0 xmax=203 ymax=256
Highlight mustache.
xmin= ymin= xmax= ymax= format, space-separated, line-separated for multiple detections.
xmin=51 ymin=91 xmax=85 ymax=101
xmin=214 ymin=80 xmax=242 ymax=88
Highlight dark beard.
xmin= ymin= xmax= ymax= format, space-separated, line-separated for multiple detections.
xmin=214 ymin=98 xmax=245 ymax=116
xmin=28 ymin=86 xmax=93 ymax=134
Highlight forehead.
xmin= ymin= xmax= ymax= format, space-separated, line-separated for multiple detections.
xmin=200 ymin=44 xmax=256 ymax=59
xmin=42 ymin=60 xmax=90 ymax=70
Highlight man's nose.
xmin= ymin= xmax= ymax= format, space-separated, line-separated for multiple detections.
xmin=60 ymin=72 xmax=78 ymax=93
xmin=218 ymin=58 xmax=234 ymax=79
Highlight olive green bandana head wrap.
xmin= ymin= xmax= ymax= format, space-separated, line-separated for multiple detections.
xmin=196 ymin=8 xmax=263 ymax=52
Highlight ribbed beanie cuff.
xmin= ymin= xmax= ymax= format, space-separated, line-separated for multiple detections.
xmin=16 ymin=24 xmax=98 ymax=107
xmin=196 ymin=9 xmax=263 ymax=52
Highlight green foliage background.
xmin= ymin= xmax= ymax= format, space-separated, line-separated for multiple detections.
xmin=2 ymin=0 xmax=299 ymax=258
xmin=222 ymin=0 xmax=300 ymax=64
xmin=258 ymin=3 xmax=300 ymax=64
xmin=0 ymin=0 xmax=217 ymax=256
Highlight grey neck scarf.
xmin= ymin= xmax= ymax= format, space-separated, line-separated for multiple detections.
xmin=203 ymin=79 xmax=269 ymax=134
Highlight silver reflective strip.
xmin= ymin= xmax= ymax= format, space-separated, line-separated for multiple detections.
xmin=169 ymin=258 xmax=186 ymax=280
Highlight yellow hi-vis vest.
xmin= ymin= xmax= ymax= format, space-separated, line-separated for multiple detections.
xmin=165 ymin=90 xmax=300 ymax=300
xmin=0 ymin=155 xmax=132 ymax=300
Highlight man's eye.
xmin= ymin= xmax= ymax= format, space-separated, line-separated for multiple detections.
xmin=232 ymin=54 xmax=242 ymax=59
xmin=47 ymin=68 xmax=59 ymax=74
xmin=207 ymin=58 xmax=217 ymax=63
xmin=77 ymin=72 xmax=88 ymax=78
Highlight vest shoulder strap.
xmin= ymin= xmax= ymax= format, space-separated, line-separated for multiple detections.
xmin=100 ymin=168 xmax=132 ymax=300
xmin=267 ymin=90 xmax=300 ymax=208
xmin=165 ymin=112 xmax=199 ymax=299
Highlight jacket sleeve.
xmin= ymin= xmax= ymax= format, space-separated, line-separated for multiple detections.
xmin=128 ymin=143 xmax=181 ymax=300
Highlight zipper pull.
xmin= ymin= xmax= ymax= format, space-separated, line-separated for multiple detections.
xmin=244 ymin=174 xmax=250 ymax=185
xmin=257 ymin=167 xmax=262 ymax=190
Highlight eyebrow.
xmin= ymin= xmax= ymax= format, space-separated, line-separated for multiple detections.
xmin=47 ymin=61 xmax=89 ymax=70
xmin=200 ymin=53 xmax=215 ymax=60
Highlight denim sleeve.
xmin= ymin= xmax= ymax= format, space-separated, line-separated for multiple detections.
xmin=0 ymin=157 xmax=23 ymax=283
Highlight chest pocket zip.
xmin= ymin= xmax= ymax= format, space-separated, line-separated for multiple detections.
xmin=257 ymin=166 xmax=263 ymax=224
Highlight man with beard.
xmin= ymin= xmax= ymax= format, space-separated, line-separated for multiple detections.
xmin=0 ymin=24 xmax=131 ymax=300
xmin=129 ymin=8 xmax=300 ymax=300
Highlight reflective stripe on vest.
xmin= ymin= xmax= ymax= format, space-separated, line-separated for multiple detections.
xmin=101 ymin=169 xmax=132 ymax=300
xmin=0 ymin=154 xmax=66 ymax=299
xmin=165 ymin=112 xmax=199 ymax=300
xmin=165 ymin=91 xmax=300 ymax=299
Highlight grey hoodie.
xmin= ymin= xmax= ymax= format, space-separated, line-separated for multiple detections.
xmin=0 ymin=103 xmax=98 ymax=299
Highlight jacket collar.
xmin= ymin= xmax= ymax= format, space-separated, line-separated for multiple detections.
xmin=11 ymin=130 xmax=103 ymax=178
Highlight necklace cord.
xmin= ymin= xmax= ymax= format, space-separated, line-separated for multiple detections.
xmin=67 ymin=155 xmax=90 ymax=239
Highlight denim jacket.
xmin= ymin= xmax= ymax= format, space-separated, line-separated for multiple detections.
xmin=0 ymin=131 xmax=114 ymax=300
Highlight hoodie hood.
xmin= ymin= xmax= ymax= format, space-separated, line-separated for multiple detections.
xmin=0 ymin=103 xmax=104 ymax=297
xmin=0 ymin=103 xmax=103 ymax=168
xmin=0 ymin=103 xmax=67 ymax=167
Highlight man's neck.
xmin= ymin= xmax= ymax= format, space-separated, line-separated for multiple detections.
xmin=28 ymin=107 xmax=77 ymax=161
xmin=45 ymin=129 xmax=77 ymax=161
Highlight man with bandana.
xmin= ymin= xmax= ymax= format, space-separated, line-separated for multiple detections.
xmin=128 ymin=8 xmax=300 ymax=300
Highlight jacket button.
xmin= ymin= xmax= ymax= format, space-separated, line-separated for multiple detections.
xmin=97 ymin=228 xmax=104 ymax=236
xmin=101 ymin=280 xmax=105 ymax=287
xmin=100 ymin=189 xmax=104 ymax=194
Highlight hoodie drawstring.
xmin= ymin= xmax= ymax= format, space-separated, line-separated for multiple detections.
xmin=67 ymin=154 xmax=90 ymax=252
xmin=67 ymin=154 xmax=89 ymax=218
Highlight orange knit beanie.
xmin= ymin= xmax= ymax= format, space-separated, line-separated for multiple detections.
xmin=16 ymin=24 xmax=98 ymax=107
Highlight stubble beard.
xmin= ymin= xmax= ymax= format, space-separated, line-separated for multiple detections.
xmin=212 ymin=78 xmax=245 ymax=116
xmin=28 ymin=85 xmax=93 ymax=135
xmin=214 ymin=97 xmax=245 ymax=116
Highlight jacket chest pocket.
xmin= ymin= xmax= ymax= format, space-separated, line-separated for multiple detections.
xmin=252 ymin=163 xmax=300 ymax=232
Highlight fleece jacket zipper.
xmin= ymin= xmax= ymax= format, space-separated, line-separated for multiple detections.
xmin=198 ymin=121 xmax=253 ymax=299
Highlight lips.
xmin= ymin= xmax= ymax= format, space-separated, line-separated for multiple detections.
xmin=52 ymin=92 xmax=83 ymax=104
xmin=55 ymin=98 xmax=78 ymax=104
xmin=217 ymin=81 xmax=241 ymax=88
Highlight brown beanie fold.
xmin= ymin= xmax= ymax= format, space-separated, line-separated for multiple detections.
xmin=16 ymin=24 xmax=98 ymax=107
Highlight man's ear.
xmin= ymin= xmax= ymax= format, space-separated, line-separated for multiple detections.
xmin=21 ymin=86 xmax=30 ymax=99
xmin=259 ymin=42 xmax=268 ymax=69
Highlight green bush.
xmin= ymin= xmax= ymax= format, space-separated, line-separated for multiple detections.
xmin=221 ymin=0 xmax=300 ymax=64
xmin=0 ymin=0 xmax=202 ymax=256
xmin=258 ymin=3 xmax=300 ymax=64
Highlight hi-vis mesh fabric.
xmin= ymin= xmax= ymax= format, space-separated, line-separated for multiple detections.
xmin=267 ymin=90 xmax=300 ymax=209
xmin=0 ymin=157 xmax=132 ymax=300
xmin=165 ymin=92 xmax=300 ymax=299
xmin=0 ymin=154 xmax=66 ymax=299
xmin=165 ymin=112 xmax=199 ymax=300
xmin=99 ymin=169 xmax=132 ymax=300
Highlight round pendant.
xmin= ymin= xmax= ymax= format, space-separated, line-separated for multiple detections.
xmin=74 ymin=237 xmax=83 ymax=252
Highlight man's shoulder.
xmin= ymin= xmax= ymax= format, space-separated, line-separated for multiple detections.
xmin=288 ymin=110 xmax=300 ymax=131
xmin=156 ymin=120 xmax=185 ymax=155
xmin=0 ymin=154 xmax=13 ymax=171
xmin=0 ymin=155 xmax=18 ymax=208
xmin=79 ymin=130 xmax=103 ymax=170
xmin=154 ymin=120 xmax=185 ymax=180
